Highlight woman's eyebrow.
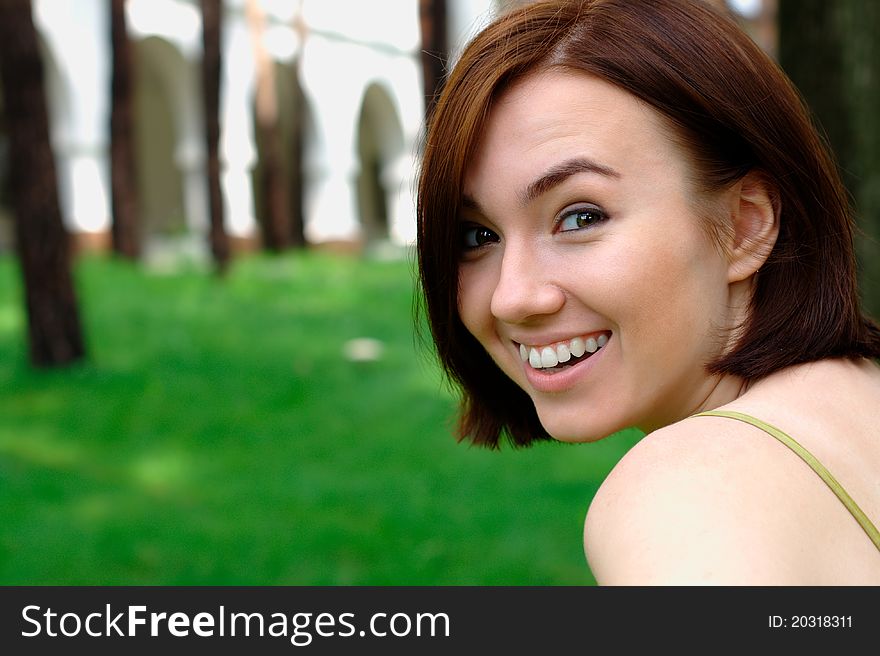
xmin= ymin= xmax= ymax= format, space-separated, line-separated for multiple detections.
xmin=460 ymin=195 xmax=484 ymax=214
xmin=520 ymin=157 xmax=620 ymax=206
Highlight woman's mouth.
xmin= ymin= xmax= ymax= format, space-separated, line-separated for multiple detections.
xmin=518 ymin=332 xmax=611 ymax=374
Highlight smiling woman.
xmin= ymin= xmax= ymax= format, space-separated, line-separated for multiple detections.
xmin=416 ymin=0 xmax=880 ymax=584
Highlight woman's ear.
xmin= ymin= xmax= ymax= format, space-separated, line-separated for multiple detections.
xmin=726 ymin=171 xmax=780 ymax=283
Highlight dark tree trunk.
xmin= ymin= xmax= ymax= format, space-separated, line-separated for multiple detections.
xmin=0 ymin=0 xmax=85 ymax=367
xmin=109 ymin=0 xmax=141 ymax=259
xmin=200 ymin=0 xmax=230 ymax=272
xmin=246 ymin=0 xmax=290 ymax=252
xmin=256 ymin=121 xmax=291 ymax=251
xmin=779 ymin=0 xmax=880 ymax=317
xmin=419 ymin=0 xmax=447 ymax=120
xmin=288 ymin=60 xmax=306 ymax=248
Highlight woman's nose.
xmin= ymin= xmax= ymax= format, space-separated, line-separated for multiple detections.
xmin=489 ymin=243 xmax=565 ymax=324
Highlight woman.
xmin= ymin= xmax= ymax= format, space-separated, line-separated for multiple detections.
xmin=416 ymin=0 xmax=880 ymax=584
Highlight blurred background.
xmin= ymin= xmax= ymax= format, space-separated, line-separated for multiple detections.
xmin=0 ymin=0 xmax=877 ymax=584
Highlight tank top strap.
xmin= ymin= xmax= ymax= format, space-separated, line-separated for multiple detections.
xmin=693 ymin=409 xmax=880 ymax=553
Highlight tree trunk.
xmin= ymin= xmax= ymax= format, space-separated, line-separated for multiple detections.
xmin=288 ymin=59 xmax=306 ymax=248
xmin=109 ymin=0 xmax=141 ymax=259
xmin=0 ymin=0 xmax=86 ymax=366
xmin=200 ymin=0 xmax=230 ymax=272
xmin=778 ymin=0 xmax=880 ymax=317
xmin=419 ymin=0 xmax=447 ymax=120
xmin=246 ymin=0 xmax=290 ymax=252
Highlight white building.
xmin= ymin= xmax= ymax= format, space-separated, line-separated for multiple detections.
xmin=0 ymin=0 xmax=508 ymax=255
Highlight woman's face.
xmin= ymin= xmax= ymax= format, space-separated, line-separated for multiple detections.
xmin=458 ymin=70 xmax=738 ymax=441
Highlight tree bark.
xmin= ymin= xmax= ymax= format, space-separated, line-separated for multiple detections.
xmin=419 ymin=0 xmax=447 ymax=120
xmin=109 ymin=0 xmax=141 ymax=259
xmin=778 ymin=0 xmax=880 ymax=317
xmin=246 ymin=0 xmax=290 ymax=251
xmin=200 ymin=0 xmax=230 ymax=272
xmin=0 ymin=0 xmax=85 ymax=366
xmin=288 ymin=59 xmax=306 ymax=248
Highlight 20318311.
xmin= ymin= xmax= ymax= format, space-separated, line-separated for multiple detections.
xmin=769 ymin=616 xmax=853 ymax=628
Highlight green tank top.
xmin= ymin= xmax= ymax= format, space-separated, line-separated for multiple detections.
xmin=693 ymin=409 xmax=880 ymax=553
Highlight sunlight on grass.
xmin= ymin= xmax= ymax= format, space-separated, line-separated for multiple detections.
xmin=0 ymin=305 xmax=21 ymax=335
xmin=70 ymin=494 xmax=115 ymax=522
xmin=0 ymin=429 xmax=85 ymax=470
xmin=128 ymin=449 xmax=194 ymax=495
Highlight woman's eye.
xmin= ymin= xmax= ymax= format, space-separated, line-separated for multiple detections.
xmin=557 ymin=206 xmax=607 ymax=232
xmin=461 ymin=225 xmax=499 ymax=249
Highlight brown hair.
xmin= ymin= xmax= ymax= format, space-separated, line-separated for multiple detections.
xmin=416 ymin=0 xmax=880 ymax=448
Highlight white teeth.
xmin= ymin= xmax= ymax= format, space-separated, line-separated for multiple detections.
xmin=529 ymin=348 xmax=542 ymax=368
xmin=556 ymin=343 xmax=571 ymax=363
xmin=540 ymin=347 xmax=558 ymax=368
xmin=522 ymin=333 xmax=610 ymax=369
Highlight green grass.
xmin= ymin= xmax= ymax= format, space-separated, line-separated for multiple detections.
xmin=0 ymin=251 xmax=641 ymax=585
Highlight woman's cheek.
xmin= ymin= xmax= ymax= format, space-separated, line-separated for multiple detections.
xmin=457 ymin=265 xmax=498 ymax=341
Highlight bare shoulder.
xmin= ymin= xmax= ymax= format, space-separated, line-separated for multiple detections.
xmin=584 ymin=415 xmax=818 ymax=585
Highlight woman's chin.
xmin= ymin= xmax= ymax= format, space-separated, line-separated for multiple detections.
xmin=539 ymin=418 xmax=615 ymax=444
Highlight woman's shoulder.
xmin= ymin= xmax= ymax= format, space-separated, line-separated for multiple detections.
xmin=584 ymin=412 xmax=818 ymax=584
xmin=585 ymin=358 xmax=880 ymax=586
